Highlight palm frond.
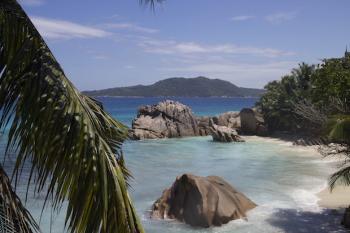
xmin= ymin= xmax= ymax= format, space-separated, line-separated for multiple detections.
xmin=139 ymin=0 xmax=163 ymax=9
xmin=0 ymin=1 xmax=144 ymax=233
xmin=329 ymin=165 xmax=350 ymax=191
xmin=0 ymin=164 xmax=40 ymax=233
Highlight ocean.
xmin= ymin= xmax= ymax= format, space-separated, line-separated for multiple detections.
xmin=1 ymin=97 xmax=346 ymax=232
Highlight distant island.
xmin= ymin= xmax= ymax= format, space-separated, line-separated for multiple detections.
xmin=83 ymin=77 xmax=265 ymax=97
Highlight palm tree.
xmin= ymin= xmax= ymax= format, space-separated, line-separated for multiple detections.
xmin=0 ymin=0 xmax=161 ymax=232
xmin=291 ymin=62 xmax=315 ymax=91
xmin=0 ymin=165 xmax=40 ymax=233
xmin=328 ymin=115 xmax=350 ymax=190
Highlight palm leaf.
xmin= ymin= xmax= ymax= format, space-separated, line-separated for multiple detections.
xmin=0 ymin=164 xmax=40 ymax=233
xmin=0 ymin=1 xmax=144 ymax=233
xmin=329 ymin=165 xmax=350 ymax=191
xmin=140 ymin=0 xmax=163 ymax=9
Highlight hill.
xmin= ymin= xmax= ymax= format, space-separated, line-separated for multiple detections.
xmin=83 ymin=77 xmax=265 ymax=97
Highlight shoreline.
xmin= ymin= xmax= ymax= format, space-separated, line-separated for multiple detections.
xmin=244 ymin=135 xmax=350 ymax=210
xmin=317 ymin=186 xmax=350 ymax=209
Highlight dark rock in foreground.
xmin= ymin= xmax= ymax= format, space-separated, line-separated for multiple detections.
xmin=130 ymin=100 xmax=199 ymax=139
xmin=151 ymin=174 xmax=257 ymax=228
xmin=210 ymin=121 xmax=244 ymax=142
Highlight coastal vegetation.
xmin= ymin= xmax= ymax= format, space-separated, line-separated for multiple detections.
xmin=0 ymin=0 xmax=349 ymax=232
xmin=257 ymin=52 xmax=350 ymax=188
xmin=84 ymin=77 xmax=265 ymax=97
xmin=0 ymin=0 xmax=161 ymax=232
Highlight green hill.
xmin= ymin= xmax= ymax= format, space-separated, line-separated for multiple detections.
xmin=83 ymin=77 xmax=265 ymax=97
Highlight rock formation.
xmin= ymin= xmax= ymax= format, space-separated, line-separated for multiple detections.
xmin=196 ymin=116 xmax=211 ymax=136
xmin=212 ymin=111 xmax=241 ymax=128
xmin=129 ymin=100 xmax=268 ymax=139
xmin=151 ymin=174 xmax=257 ymax=228
xmin=197 ymin=112 xmax=241 ymax=136
xmin=239 ymin=108 xmax=268 ymax=136
xmin=130 ymin=100 xmax=199 ymax=139
xmin=209 ymin=121 xmax=244 ymax=142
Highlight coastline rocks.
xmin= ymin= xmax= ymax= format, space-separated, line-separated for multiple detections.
xmin=196 ymin=116 xmax=212 ymax=136
xmin=293 ymin=138 xmax=327 ymax=146
xmin=197 ymin=112 xmax=241 ymax=136
xmin=239 ymin=108 xmax=267 ymax=136
xmin=130 ymin=100 xmax=199 ymax=139
xmin=129 ymin=99 xmax=269 ymax=139
xmin=212 ymin=111 xmax=241 ymax=128
xmin=151 ymin=174 xmax=257 ymax=228
xmin=210 ymin=121 xmax=244 ymax=142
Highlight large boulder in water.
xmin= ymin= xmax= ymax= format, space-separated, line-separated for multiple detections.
xmin=130 ymin=100 xmax=199 ymax=139
xmin=151 ymin=174 xmax=256 ymax=228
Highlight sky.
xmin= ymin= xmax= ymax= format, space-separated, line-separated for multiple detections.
xmin=19 ymin=0 xmax=350 ymax=91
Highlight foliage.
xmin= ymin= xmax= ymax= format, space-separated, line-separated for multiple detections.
xmin=0 ymin=0 xmax=147 ymax=232
xmin=0 ymin=165 xmax=40 ymax=233
xmin=257 ymin=53 xmax=350 ymax=135
xmin=256 ymin=63 xmax=316 ymax=131
xmin=311 ymin=55 xmax=350 ymax=108
xmin=257 ymin=52 xmax=350 ymax=190
xmin=327 ymin=115 xmax=350 ymax=144
xmin=328 ymin=145 xmax=350 ymax=190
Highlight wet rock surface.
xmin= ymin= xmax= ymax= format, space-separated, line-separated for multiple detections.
xmin=151 ymin=174 xmax=257 ymax=228
xmin=130 ymin=100 xmax=199 ymax=139
xmin=210 ymin=121 xmax=244 ymax=142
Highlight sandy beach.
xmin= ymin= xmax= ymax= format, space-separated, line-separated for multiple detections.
xmin=244 ymin=135 xmax=350 ymax=210
xmin=318 ymin=186 xmax=350 ymax=209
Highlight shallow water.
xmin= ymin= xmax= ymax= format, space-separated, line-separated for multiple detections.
xmin=1 ymin=97 xmax=346 ymax=232
xmin=18 ymin=136 xmax=345 ymax=233
xmin=126 ymin=136 xmax=345 ymax=233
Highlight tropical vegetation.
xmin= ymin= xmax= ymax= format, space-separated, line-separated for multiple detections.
xmin=257 ymin=51 xmax=350 ymax=189
xmin=0 ymin=0 xmax=161 ymax=232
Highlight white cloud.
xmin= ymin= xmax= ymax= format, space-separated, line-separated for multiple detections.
xmin=125 ymin=65 xmax=135 ymax=69
xmin=30 ymin=16 xmax=111 ymax=39
xmin=104 ymin=23 xmax=158 ymax=34
xmin=265 ymin=12 xmax=297 ymax=24
xmin=19 ymin=0 xmax=44 ymax=6
xmin=230 ymin=15 xmax=255 ymax=21
xmin=139 ymin=39 xmax=294 ymax=58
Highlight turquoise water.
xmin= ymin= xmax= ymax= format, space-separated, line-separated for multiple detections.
xmin=1 ymin=97 xmax=346 ymax=232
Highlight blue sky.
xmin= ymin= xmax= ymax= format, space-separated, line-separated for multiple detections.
xmin=20 ymin=0 xmax=350 ymax=90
